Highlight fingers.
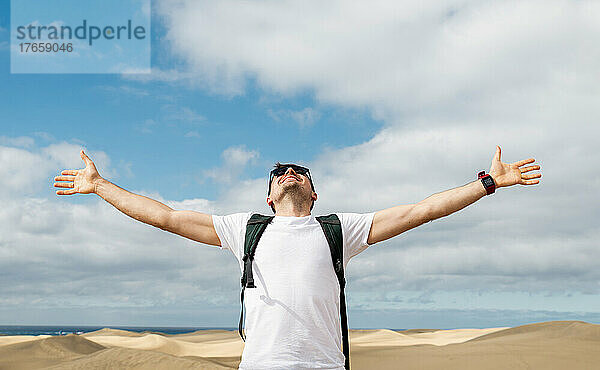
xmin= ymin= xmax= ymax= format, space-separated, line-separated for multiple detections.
xmin=514 ymin=158 xmax=536 ymax=167
xmin=494 ymin=145 xmax=501 ymax=161
xmin=61 ymin=170 xmax=78 ymax=176
xmin=520 ymin=165 xmax=541 ymax=173
xmin=54 ymin=182 xmax=74 ymax=188
xmin=54 ymin=175 xmax=74 ymax=182
xmin=521 ymin=179 xmax=540 ymax=185
xmin=56 ymin=189 xmax=77 ymax=195
xmin=517 ymin=161 xmax=541 ymax=186
xmin=520 ymin=171 xmax=541 ymax=185
xmin=54 ymin=174 xmax=75 ymax=189
xmin=522 ymin=173 xmax=541 ymax=180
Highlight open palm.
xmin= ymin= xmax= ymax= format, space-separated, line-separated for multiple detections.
xmin=54 ymin=150 xmax=101 ymax=195
xmin=489 ymin=146 xmax=542 ymax=188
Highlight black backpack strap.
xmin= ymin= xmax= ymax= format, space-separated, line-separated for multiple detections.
xmin=316 ymin=214 xmax=350 ymax=370
xmin=239 ymin=213 xmax=274 ymax=342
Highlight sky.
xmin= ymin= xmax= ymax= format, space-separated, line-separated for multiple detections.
xmin=0 ymin=0 xmax=599 ymax=329
xmin=10 ymin=0 xmax=151 ymax=73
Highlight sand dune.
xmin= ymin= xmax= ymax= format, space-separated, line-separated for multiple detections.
xmin=44 ymin=347 xmax=235 ymax=370
xmin=82 ymin=329 xmax=244 ymax=358
xmin=0 ymin=321 xmax=598 ymax=369
xmin=351 ymin=321 xmax=600 ymax=370
xmin=0 ymin=334 xmax=105 ymax=369
xmin=83 ymin=328 xmax=145 ymax=337
xmin=350 ymin=327 xmax=508 ymax=347
xmin=469 ymin=320 xmax=600 ymax=342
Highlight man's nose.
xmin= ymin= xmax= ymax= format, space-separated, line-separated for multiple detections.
xmin=285 ymin=167 xmax=297 ymax=176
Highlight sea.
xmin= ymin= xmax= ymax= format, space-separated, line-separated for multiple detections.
xmin=0 ymin=326 xmax=237 ymax=336
xmin=0 ymin=326 xmax=408 ymax=336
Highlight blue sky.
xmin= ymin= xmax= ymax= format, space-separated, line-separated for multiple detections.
xmin=10 ymin=0 xmax=151 ymax=73
xmin=0 ymin=70 xmax=381 ymax=201
xmin=1 ymin=0 xmax=599 ymax=329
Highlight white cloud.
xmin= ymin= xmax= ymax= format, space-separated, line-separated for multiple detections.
xmin=204 ymin=145 xmax=260 ymax=185
xmin=0 ymin=195 xmax=235 ymax=308
xmin=222 ymin=145 xmax=259 ymax=166
xmin=268 ymin=107 xmax=321 ymax=127
xmin=0 ymin=142 xmax=114 ymax=198
xmin=33 ymin=131 xmax=56 ymax=142
xmin=152 ymin=0 xmax=599 ymax=123
xmin=0 ymin=145 xmax=50 ymax=196
xmin=43 ymin=142 xmax=116 ymax=179
xmin=309 ymin=120 xmax=596 ymax=288
xmin=0 ymin=135 xmax=35 ymax=148
xmin=0 ymin=140 xmax=236 ymax=315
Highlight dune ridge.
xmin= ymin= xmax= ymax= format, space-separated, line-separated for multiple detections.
xmin=0 ymin=334 xmax=105 ymax=369
xmin=468 ymin=320 xmax=600 ymax=342
xmin=0 ymin=320 xmax=598 ymax=369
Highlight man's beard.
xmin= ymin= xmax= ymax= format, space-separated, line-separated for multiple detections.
xmin=277 ymin=182 xmax=311 ymax=209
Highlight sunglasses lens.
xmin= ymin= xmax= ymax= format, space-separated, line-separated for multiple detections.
xmin=293 ymin=166 xmax=308 ymax=175
xmin=272 ymin=167 xmax=287 ymax=176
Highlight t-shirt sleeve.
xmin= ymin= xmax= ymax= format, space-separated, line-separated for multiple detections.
xmin=338 ymin=212 xmax=375 ymax=265
xmin=211 ymin=212 xmax=252 ymax=264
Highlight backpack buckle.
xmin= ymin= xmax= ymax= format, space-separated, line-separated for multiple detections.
xmin=243 ymin=255 xmax=256 ymax=288
xmin=335 ymin=259 xmax=343 ymax=273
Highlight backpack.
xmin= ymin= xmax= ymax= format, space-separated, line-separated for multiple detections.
xmin=238 ymin=213 xmax=351 ymax=370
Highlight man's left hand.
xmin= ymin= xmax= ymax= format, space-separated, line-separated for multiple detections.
xmin=489 ymin=146 xmax=542 ymax=188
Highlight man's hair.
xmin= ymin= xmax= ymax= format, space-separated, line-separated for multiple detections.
xmin=268 ymin=162 xmax=315 ymax=213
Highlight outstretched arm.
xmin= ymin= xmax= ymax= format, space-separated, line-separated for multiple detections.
xmin=367 ymin=146 xmax=542 ymax=244
xmin=54 ymin=150 xmax=221 ymax=246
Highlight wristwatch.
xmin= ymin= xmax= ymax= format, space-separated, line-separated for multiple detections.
xmin=478 ymin=171 xmax=496 ymax=195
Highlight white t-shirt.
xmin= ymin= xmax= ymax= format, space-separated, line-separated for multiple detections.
xmin=212 ymin=212 xmax=375 ymax=370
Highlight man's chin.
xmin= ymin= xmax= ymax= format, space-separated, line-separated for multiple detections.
xmin=279 ymin=181 xmax=305 ymax=195
xmin=281 ymin=181 xmax=300 ymax=189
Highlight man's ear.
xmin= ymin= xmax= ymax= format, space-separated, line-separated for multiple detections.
xmin=312 ymin=192 xmax=318 ymax=202
xmin=266 ymin=197 xmax=273 ymax=207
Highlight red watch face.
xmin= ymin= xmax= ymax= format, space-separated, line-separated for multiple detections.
xmin=483 ymin=176 xmax=494 ymax=188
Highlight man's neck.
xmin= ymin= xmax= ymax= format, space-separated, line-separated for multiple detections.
xmin=274 ymin=202 xmax=311 ymax=217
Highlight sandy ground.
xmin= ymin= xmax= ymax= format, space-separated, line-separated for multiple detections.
xmin=0 ymin=320 xmax=598 ymax=369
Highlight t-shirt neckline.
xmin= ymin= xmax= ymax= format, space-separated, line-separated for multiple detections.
xmin=272 ymin=214 xmax=316 ymax=226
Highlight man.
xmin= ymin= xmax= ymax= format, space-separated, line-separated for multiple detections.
xmin=54 ymin=146 xmax=541 ymax=369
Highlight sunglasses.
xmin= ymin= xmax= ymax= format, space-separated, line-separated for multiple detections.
xmin=268 ymin=164 xmax=313 ymax=195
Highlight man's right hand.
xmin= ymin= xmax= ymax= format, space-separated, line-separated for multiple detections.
xmin=54 ymin=150 xmax=102 ymax=195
